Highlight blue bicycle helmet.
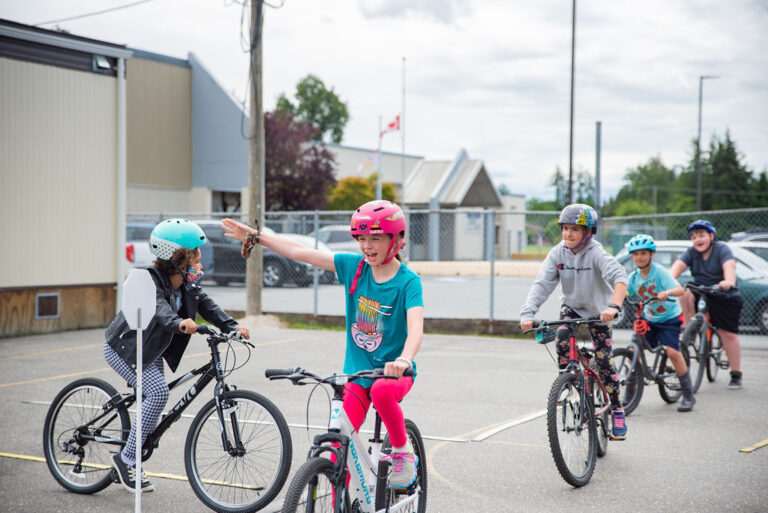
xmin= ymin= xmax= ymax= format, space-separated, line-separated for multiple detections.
xmin=149 ymin=219 xmax=207 ymax=260
xmin=558 ymin=203 xmax=598 ymax=233
xmin=687 ymin=219 xmax=716 ymax=237
xmin=626 ymin=234 xmax=656 ymax=253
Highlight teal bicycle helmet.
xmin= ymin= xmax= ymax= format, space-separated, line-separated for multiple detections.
xmin=149 ymin=219 xmax=207 ymax=260
xmin=626 ymin=234 xmax=656 ymax=253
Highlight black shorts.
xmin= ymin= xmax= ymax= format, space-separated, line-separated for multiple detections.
xmin=696 ymin=292 xmax=743 ymax=334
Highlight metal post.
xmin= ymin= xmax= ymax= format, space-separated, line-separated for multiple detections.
xmin=376 ymin=116 xmax=382 ymax=200
xmin=313 ymin=211 xmax=319 ymax=317
xmin=487 ymin=209 xmax=495 ymax=323
xmin=595 ymin=121 xmax=601 ymax=218
xmin=696 ymin=74 xmax=718 ymax=211
xmin=401 ymin=56 xmax=406 ymax=202
xmin=135 ymin=307 xmax=142 ymax=508
xmin=567 ymin=0 xmax=576 ymax=204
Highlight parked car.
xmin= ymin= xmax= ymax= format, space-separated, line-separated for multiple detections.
xmin=279 ymin=233 xmax=338 ymax=284
xmin=195 ymin=220 xmax=313 ymax=287
xmin=309 ymin=224 xmax=362 ymax=254
xmin=731 ymin=241 xmax=768 ymax=264
xmin=614 ymin=240 xmax=768 ymax=333
xmin=126 ymin=222 xmax=155 ymax=270
xmin=728 ymin=228 xmax=768 ymax=243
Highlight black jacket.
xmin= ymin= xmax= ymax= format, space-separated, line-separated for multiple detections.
xmin=105 ymin=267 xmax=238 ymax=373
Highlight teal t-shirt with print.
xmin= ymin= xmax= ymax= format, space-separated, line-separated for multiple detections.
xmin=627 ymin=262 xmax=682 ymax=323
xmin=334 ymin=253 xmax=423 ymax=387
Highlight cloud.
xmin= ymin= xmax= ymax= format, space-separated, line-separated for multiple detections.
xmin=357 ymin=0 xmax=472 ymax=24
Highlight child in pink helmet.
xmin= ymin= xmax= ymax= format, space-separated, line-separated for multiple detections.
xmin=222 ymin=200 xmax=423 ymax=488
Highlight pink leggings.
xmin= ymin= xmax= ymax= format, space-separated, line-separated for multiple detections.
xmin=342 ymin=376 xmax=413 ymax=447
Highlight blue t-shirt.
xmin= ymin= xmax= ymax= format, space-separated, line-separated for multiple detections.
xmin=627 ymin=262 xmax=682 ymax=323
xmin=334 ymin=253 xmax=423 ymax=387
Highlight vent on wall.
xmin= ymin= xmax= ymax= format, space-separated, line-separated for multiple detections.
xmin=36 ymin=293 xmax=60 ymax=319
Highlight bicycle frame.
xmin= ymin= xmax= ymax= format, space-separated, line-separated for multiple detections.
xmin=623 ymin=334 xmax=677 ymax=384
xmin=311 ymin=385 xmax=420 ymax=513
xmin=80 ymin=334 xmax=239 ymax=460
xmin=563 ymin=333 xmax=611 ymax=421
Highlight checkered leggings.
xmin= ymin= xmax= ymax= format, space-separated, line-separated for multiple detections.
xmin=103 ymin=342 xmax=169 ymax=464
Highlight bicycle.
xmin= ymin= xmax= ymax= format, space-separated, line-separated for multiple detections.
xmin=680 ymin=282 xmax=732 ymax=391
xmin=265 ymin=366 xmax=427 ymax=513
xmin=43 ymin=324 xmax=292 ymax=513
xmin=524 ymin=317 xmax=614 ymax=488
xmin=612 ymin=297 xmax=690 ymax=415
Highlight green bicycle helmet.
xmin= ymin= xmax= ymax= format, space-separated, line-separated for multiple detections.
xmin=149 ymin=219 xmax=207 ymax=260
xmin=626 ymin=234 xmax=656 ymax=253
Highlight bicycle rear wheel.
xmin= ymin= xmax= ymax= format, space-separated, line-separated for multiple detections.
xmin=375 ymin=418 xmax=428 ymax=512
xmin=281 ymin=457 xmax=347 ymax=513
xmin=184 ymin=390 xmax=291 ymax=513
xmin=681 ymin=320 xmax=706 ymax=392
xmin=613 ymin=347 xmax=643 ymax=416
xmin=43 ymin=377 xmax=130 ymax=494
xmin=706 ymin=330 xmax=727 ymax=382
xmin=546 ymin=372 xmax=597 ymax=487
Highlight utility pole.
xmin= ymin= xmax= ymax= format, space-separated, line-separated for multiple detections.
xmin=247 ymin=0 xmax=264 ymax=316
xmin=695 ymin=75 xmax=718 ymax=211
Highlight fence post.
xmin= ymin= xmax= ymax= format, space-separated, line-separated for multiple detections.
xmin=313 ymin=211 xmax=319 ymax=317
xmin=486 ymin=208 xmax=495 ymax=323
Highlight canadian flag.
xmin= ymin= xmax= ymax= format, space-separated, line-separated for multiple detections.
xmin=379 ymin=115 xmax=400 ymax=137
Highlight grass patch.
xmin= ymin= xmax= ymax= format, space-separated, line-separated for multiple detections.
xmin=282 ymin=318 xmax=346 ymax=331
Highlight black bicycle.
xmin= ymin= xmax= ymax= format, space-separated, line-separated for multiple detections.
xmin=613 ymin=297 xmax=690 ymax=415
xmin=43 ymin=324 xmax=292 ymax=513
xmin=680 ymin=282 xmax=732 ymax=391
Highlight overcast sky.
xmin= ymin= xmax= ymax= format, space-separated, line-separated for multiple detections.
xmin=5 ymin=0 xmax=768 ymax=202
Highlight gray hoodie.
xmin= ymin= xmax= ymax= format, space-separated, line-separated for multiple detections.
xmin=520 ymin=238 xmax=628 ymax=321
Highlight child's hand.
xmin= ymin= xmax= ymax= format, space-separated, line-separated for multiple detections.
xmin=657 ymin=290 xmax=668 ymax=300
xmin=235 ymin=326 xmax=250 ymax=339
xmin=601 ymin=307 xmax=619 ymax=323
xmin=222 ymin=218 xmax=251 ymax=242
xmin=384 ymin=358 xmax=411 ymax=378
xmin=520 ymin=320 xmax=535 ymax=332
xmin=179 ymin=318 xmax=198 ymax=334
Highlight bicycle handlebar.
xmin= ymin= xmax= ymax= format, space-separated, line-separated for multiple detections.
xmin=265 ymin=366 xmax=414 ymax=385
xmin=685 ymin=282 xmax=737 ymax=294
xmin=196 ymin=324 xmax=254 ymax=348
xmin=522 ymin=317 xmax=607 ymax=335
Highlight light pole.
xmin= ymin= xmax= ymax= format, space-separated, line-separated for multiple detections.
xmin=695 ymin=74 xmax=718 ymax=211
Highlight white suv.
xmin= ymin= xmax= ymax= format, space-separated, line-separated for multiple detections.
xmin=309 ymin=224 xmax=362 ymax=254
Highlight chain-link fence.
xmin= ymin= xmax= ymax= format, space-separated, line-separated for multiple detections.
xmin=128 ymin=207 xmax=768 ymax=333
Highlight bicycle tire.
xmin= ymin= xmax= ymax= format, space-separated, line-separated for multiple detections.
xmin=613 ymin=347 xmax=643 ymax=416
xmin=546 ymin=372 xmax=597 ymax=488
xmin=184 ymin=390 xmax=292 ymax=513
xmin=706 ymin=330 xmax=726 ymax=382
xmin=281 ymin=457 xmax=348 ymax=513
xmin=375 ymin=418 xmax=428 ymax=512
xmin=589 ymin=376 xmax=609 ymax=458
xmin=657 ymin=350 xmax=686 ymax=404
xmin=43 ymin=377 xmax=130 ymax=494
xmin=681 ymin=319 xmax=706 ymax=393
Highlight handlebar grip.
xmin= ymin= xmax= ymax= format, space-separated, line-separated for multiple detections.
xmin=196 ymin=324 xmax=212 ymax=335
xmin=265 ymin=368 xmax=297 ymax=379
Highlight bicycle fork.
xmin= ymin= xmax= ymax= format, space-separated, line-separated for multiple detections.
xmin=214 ymin=383 xmax=246 ymax=457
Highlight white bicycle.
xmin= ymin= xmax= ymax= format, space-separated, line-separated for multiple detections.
xmin=265 ymin=367 xmax=427 ymax=513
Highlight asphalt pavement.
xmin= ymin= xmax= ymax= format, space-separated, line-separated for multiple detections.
xmin=1 ymin=323 xmax=766 ymax=512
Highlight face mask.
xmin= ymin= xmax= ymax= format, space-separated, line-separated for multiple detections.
xmin=186 ymin=264 xmax=204 ymax=285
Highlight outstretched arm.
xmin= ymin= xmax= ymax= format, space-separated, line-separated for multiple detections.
xmin=222 ymin=218 xmax=335 ymax=272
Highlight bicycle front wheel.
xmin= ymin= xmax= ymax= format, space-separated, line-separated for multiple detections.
xmin=613 ymin=347 xmax=643 ymax=416
xmin=707 ymin=330 xmax=727 ymax=382
xmin=681 ymin=319 xmax=706 ymax=392
xmin=43 ymin=377 xmax=130 ymax=494
xmin=184 ymin=390 xmax=292 ymax=513
xmin=546 ymin=372 xmax=597 ymax=488
xmin=375 ymin=418 xmax=428 ymax=513
xmin=281 ymin=457 xmax=347 ymax=513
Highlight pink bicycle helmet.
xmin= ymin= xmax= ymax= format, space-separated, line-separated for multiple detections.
xmin=349 ymin=200 xmax=407 ymax=294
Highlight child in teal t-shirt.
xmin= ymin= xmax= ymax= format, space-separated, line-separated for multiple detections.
xmin=223 ymin=200 xmax=424 ymax=489
xmin=625 ymin=234 xmax=694 ymax=412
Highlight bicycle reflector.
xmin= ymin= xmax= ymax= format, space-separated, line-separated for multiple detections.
xmin=536 ymin=328 xmax=556 ymax=344
xmin=633 ymin=319 xmax=650 ymax=336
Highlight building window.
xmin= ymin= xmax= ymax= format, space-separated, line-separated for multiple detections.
xmin=36 ymin=292 xmax=60 ymax=319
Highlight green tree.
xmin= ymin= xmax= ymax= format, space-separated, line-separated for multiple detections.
xmin=326 ymin=174 xmax=395 ymax=210
xmin=606 ymin=156 xmax=677 ymax=215
xmin=276 ymin=74 xmax=350 ymax=143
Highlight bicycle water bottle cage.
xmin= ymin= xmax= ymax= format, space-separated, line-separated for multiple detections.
xmin=633 ymin=319 xmax=650 ymax=336
xmin=535 ymin=327 xmax=556 ymax=344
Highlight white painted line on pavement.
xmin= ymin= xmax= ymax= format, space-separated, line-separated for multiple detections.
xmin=471 ymin=409 xmax=546 ymax=442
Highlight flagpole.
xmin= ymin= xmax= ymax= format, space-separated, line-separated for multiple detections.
xmin=376 ymin=115 xmax=382 ymax=200
xmin=401 ymin=56 xmax=406 ymax=203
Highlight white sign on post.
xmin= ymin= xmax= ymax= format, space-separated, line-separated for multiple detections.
xmin=121 ymin=269 xmax=156 ymax=510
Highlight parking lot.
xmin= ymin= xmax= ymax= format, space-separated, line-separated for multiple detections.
xmin=1 ymin=322 xmax=766 ymax=512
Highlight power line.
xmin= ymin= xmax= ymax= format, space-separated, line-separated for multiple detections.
xmin=35 ymin=0 xmax=157 ymax=26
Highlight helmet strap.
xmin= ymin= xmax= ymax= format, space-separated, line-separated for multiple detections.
xmin=381 ymin=236 xmax=404 ymax=265
xmin=568 ymin=231 xmax=592 ymax=253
